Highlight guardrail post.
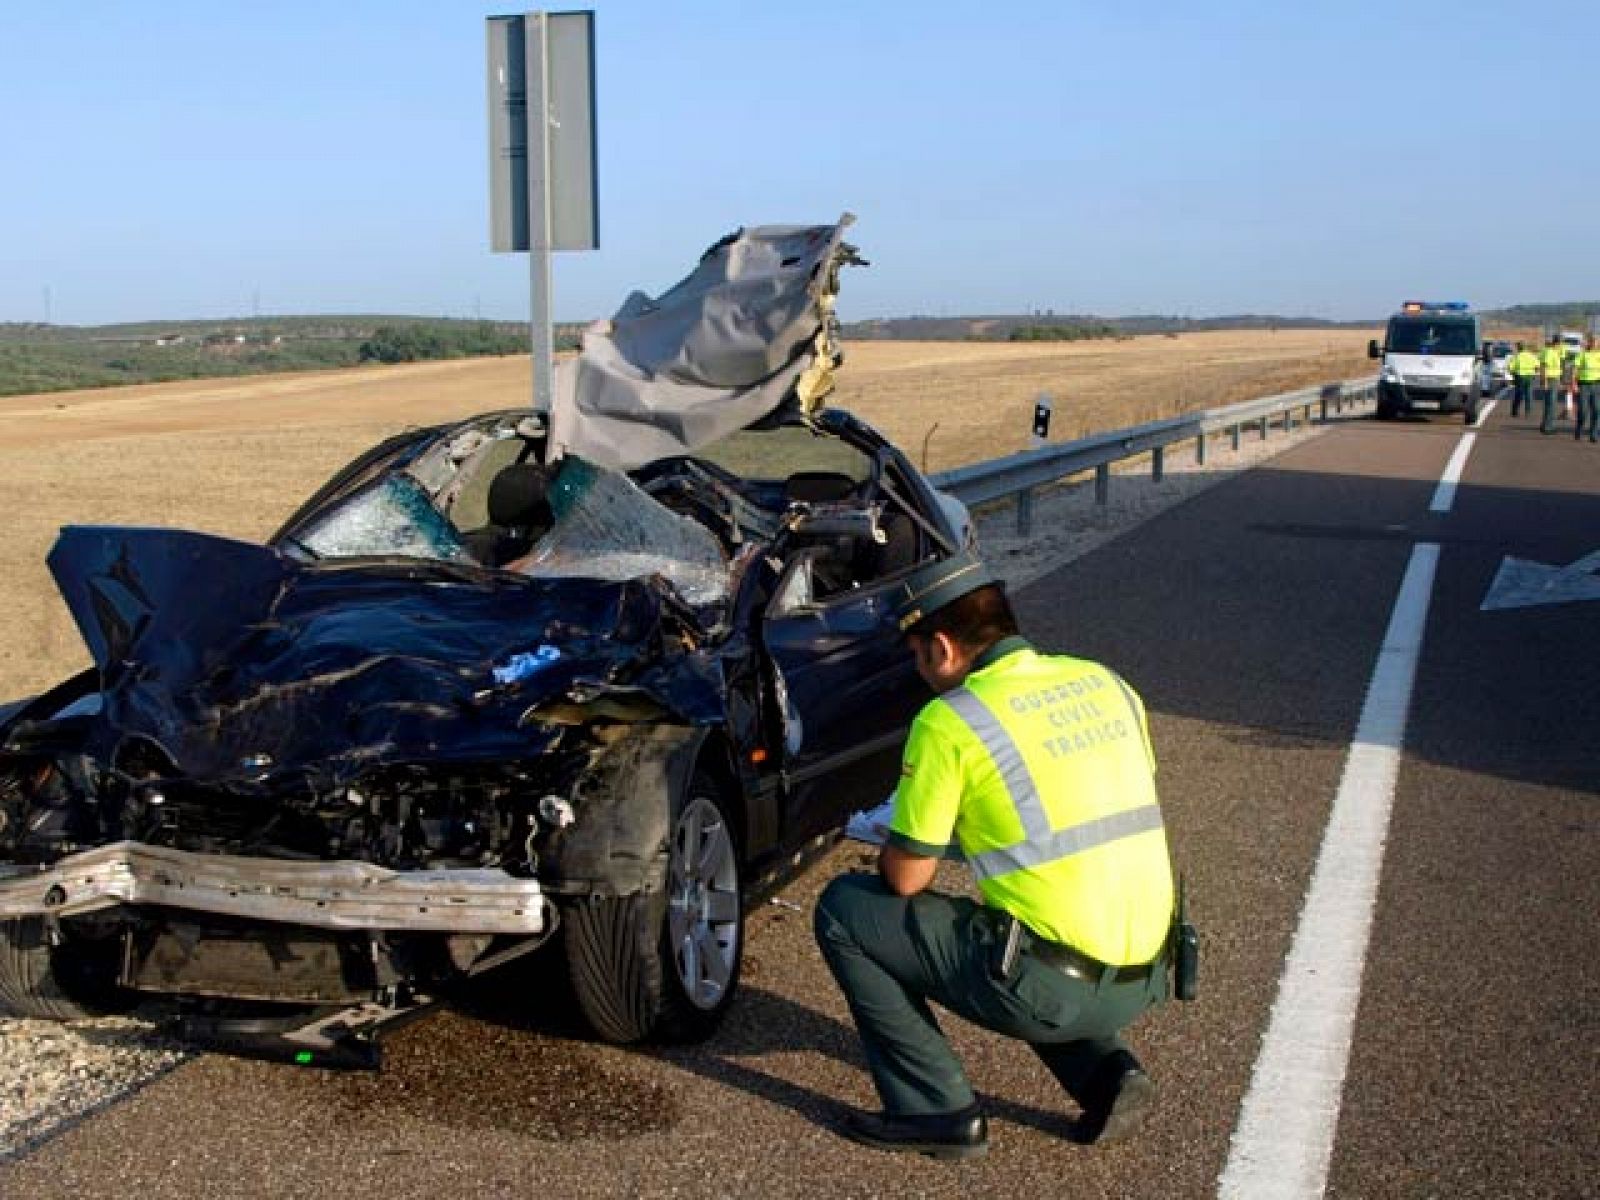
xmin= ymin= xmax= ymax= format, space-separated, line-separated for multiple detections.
xmin=1152 ymin=445 xmax=1165 ymax=482
xmin=1285 ymin=407 xmax=1295 ymax=433
xmin=1196 ymin=430 xmax=1207 ymax=465
xmin=1259 ymin=416 xmax=1269 ymax=441
xmin=1095 ymin=464 xmax=1109 ymax=505
xmin=1017 ymin=487 xmax=1034 ymax=537
xmin=1231 ymin=423 xmax=1241 ymax=452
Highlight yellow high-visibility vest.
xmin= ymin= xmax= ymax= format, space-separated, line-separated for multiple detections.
xmin=1540 ymin=347 xmax=1564 ymax=379
xmin=1576 ymin=349 xmax=1600 ymax=383
xmin=1509 ymin=350 xmax=1541 ymax=377
xmin=891 ymin=643 xmax=1174 ymax=964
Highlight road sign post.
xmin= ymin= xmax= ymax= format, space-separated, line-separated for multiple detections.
xmin=1017 ymin=392 xmax=1053 ymax=536
xmin=488 ymin=11 xmax=597 ymax=414
xmin=1031 ymin=393 xmax=1053 ymax=444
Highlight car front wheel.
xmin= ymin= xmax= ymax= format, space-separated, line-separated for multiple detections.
xmin=564 ymin=769 xmax=743 ymax=1044
xmin=0 ymin=917 xmax=136 ymax=1020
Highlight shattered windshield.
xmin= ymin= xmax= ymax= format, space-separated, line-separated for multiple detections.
xmin=509 ymin=458 xmax=730 ymax=607
xmin=288 ymin=432 xmax=730 ymax=609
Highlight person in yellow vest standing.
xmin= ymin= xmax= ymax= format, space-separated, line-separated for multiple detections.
xmin=1538 ymin=335 xmax=1566 ymax=433
xmin=1508 ymin=341 xmax=1541 ymax=420
xmin=1574 ymin=335 xmax=1600 ymax=442
xmin=814 ymin=551 xmax=1186 ymax=1160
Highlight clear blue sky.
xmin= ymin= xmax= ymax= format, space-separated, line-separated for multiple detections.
xmin=1 ymin=1 xmax=1591 ymax=326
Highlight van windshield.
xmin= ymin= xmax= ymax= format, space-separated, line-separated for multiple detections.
xmin=1387 ymin=318 xmax=1477 ymax=356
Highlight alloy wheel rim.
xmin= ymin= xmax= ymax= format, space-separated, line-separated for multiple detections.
xmin=666 ymin=794 xmax=740 ymax=1010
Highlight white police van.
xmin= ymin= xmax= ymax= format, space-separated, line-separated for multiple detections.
xmin=1367 ymin=301 xmax=1484 ymax=424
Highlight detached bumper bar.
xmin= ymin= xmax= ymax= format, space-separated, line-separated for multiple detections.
xmin=0 ymin=841 xmax=549 ymax=935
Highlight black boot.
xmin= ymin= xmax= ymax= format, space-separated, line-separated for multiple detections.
xmin=837 ymin=1102 xmax=988 ymax=1160
xmin=1074 ymin=1049 xmax=1156 ymax=1145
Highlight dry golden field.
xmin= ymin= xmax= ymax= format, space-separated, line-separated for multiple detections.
xmin=0 ymin=329 xmax=1374 ymax=699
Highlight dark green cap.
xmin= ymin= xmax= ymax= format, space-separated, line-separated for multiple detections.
xmin=891 ymin=550 xmax=997 ymax=633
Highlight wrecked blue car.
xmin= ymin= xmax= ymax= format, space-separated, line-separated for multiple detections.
xmin=0 ymin=220 xmax=971 ymax=1064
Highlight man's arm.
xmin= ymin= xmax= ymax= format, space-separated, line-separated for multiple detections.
xmin=878 ymin=842 xmax=939 ymax=896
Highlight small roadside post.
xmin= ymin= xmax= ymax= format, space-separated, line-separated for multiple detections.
xmin=1016 ymin=392 xmax=1053 ymax=536
xmin=487 ymin=10 xmax=598 ymax=415
xmin=1032 ymin=393 xmax=1054 ymax=442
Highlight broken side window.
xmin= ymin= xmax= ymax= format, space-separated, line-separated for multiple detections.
xmin=295 ymin=473 xmax=470 ymax=562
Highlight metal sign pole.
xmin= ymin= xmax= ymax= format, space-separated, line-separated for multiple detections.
xmin=524 ymin=13 xmax=555 ymax=415
xmin=489 ymin=11 xmax=596 ymax=417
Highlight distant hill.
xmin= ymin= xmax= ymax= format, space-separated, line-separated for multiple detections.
xmin=1480 ymin=302 xmax=1600 ymax=331
xmin=0 ymin=316 xmax=583 ymax=398
xmin=10 ymin=302 xmax=1589 ymax=397
xmin=840 ymin=313 xmax=1360 ymax=342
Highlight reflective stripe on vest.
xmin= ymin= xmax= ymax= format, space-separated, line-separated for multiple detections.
xmin=941 ymin=685 xmax=1164 ymax=882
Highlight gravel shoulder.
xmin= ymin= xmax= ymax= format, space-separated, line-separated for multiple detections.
xmin=0 ymin=409 xmax=1345 ymax=1163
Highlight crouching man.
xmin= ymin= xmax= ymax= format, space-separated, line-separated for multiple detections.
xmin=814 ymin=551 xmax=1180 ymax=1160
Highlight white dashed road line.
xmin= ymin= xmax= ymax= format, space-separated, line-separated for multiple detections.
xmin=1430 ymin=428 xmax=1479 ymax=513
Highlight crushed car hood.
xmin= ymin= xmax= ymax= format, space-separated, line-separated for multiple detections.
xmin=45 ymin=526 xmax=724 ymax=788
xmin=548 ymin=215 xmax=864 ymax=471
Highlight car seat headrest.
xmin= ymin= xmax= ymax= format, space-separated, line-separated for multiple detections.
xmin=487 ymin=463 xmax=553 ymax=529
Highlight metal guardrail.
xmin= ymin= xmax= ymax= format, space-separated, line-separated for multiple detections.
xmin=929 ymin=375 xmax=1378 ymax=536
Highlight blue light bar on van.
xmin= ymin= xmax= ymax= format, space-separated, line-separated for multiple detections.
xmin=1402 ymin=300 xmax=1470 ymax=313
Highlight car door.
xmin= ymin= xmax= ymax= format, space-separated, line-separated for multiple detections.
xmin=759 ymin=550 xmax=929 ymax=852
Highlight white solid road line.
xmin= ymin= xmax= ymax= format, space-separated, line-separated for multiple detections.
xmin=1217 ymin=542 xmax=1440 ymax=1200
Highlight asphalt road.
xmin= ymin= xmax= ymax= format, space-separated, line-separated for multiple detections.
xmin=3 ymin=399 xmax=1596 ymax=1199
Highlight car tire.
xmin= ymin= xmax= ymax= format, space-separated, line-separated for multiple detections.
xmin=0 ymin=917 xmax=135 ymax=1020
xmin=564 ymin=768 xmax=743 ymax=1044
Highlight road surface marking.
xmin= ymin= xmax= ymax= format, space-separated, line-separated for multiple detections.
xmin=1429 ymin=431 xmax=1476 ymax=513
xmin=1218 ymin=542 xmax=1439 ymax=1200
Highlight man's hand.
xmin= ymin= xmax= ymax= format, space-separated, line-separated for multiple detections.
xmin=878 ymin=843 xmax=938 ymax=897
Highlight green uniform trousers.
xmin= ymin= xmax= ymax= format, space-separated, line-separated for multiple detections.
xmin=814 ymin=872 xmax=1167 ymax=1116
